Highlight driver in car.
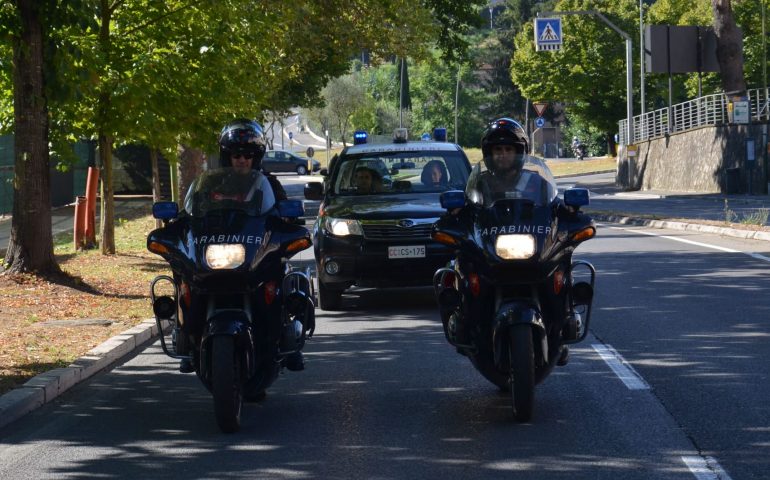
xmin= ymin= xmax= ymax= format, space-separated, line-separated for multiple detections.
xmin=354 ymin=166 xmax=383 ymax=194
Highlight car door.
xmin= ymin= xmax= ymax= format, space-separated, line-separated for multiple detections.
xmin=262 ymin=151 xmax=280 ymax=173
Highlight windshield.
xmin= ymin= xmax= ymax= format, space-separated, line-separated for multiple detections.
xmin=183 ymin=168 xmax=276 ymax=217
xmin=465 ymin=155 xmax=557 ymax=207
xmin=330 ymin=150 xmax=470 ymax=196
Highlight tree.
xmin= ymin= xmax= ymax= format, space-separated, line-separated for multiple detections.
xmin=1 ymin=1 xmax=58 ymax=273
xmin=712 ymin=0 xmax=747 ymax=96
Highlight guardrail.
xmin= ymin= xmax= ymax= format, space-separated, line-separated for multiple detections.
xmin=619 ymin=86 xmax=770 ymax=145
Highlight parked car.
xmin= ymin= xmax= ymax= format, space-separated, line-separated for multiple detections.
xmin=304 ymin=133 xmax=472 ymax=310
xmin=263 ymin=150 xmax=320 ymax=175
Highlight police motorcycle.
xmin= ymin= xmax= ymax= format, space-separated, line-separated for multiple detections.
xmin=147 ymin=167 xmax=315 ymax=433
xmin=432 ymin=155 xmax=596 ymax=422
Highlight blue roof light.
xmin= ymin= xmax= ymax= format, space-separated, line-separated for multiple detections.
xmin=353 ymin=130 xmax=368 ymax=145
xmin=433 ymin=127 xmax=447 ymax=142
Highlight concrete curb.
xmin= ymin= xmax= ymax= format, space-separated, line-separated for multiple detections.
xmin=0 ymin=318 xmax=164 ymax=430
xmin=591 ymin=213 xmax=770 ymax=242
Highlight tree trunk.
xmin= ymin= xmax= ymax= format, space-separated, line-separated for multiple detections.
xmin=98 ymin=132 xmax=115 ymax=254
xmin=712 ymin=0 xmax=747 ymax=97
xmin=179 ymin=145 xmax=206 ymax=201
xmin=4 ymin=0 xmax=60 ymax=274
xmin=150 ymin=149 xmax=162 ymax=228
xmin=97 ymin=0 xmax=115 ymax=254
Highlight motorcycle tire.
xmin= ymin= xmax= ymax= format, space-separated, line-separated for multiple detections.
xmin=212 ymin=335 xmax=243 ymax=433
xmin=318 ymin=280 xmax=343 ymax=311
xmin=509 ymin=325 xmax=535 ymax=422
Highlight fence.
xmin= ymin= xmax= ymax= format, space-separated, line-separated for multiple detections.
xmin=619 ymin=87 xmax=770 ymax=145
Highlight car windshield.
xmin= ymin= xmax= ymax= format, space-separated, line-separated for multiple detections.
xmin=465 ymin=155 xmax=557 ymax=207
xmin=183 ymin=168 xmax=276 ymax=217
xmin=331 ymin=150 xmax=470 ymax=195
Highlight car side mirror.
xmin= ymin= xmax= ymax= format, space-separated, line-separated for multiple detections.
xmin=304 ymin=182 xmax=324 ymax=200
xmin=278 ymin=199 xmax=305 ymax=218
xmin=440 ymin=190 xmax=465 ymax=210
xmin=564 ymin=188 xmax=589 ymax=208
xmin=319 ymin=168 xmax=329 ymax=176
xmin=152 ymin=201 xmax=178 ymax=220
xmin=390 ymin=166 xmax=400 ymax=175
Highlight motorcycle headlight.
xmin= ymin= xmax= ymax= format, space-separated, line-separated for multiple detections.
xmin=205 ymin=244 xmax=246 ymax=269
xmin=325 ymin=217 xmax=363 ymax=236
xmin=495 ymin=234 xmax=536 ymax=260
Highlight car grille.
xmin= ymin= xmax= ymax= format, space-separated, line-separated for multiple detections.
xmin=362 ymin=222 xmax=434 ymax=240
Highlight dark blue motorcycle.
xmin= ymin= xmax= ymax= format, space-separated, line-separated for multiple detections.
xmin=432 ymin=156 xmax=596 ymax=422
xmin=147 ymin=167 xmax=314 ymax=433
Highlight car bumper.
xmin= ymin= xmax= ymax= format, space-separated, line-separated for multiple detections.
xmin=315 ymin=234 xmax=454 ymax=289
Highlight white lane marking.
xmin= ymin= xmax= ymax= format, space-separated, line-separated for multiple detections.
xmin=604 ymin=224 xmax=770 ymax=263
xmin=591 ymin=344 xmax=650 ymax=390
xmin=682 ymin=455 xmax=733 ymax=480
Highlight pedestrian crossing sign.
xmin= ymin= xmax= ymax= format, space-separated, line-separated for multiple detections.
xmin=534 ymin=17 xmax=562 ymax=52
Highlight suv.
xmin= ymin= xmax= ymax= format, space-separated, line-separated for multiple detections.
xmin=304 ymin=138 xmax=472 ymax=310
xmin=263 ymin=150 xmax=321 ymax=175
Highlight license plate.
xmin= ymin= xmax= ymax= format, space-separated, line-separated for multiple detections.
xmin=388 ymin=245 xmax=426 ymax=259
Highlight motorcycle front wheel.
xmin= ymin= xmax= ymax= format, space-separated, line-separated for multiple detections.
xmin=212 ymin=335 xmax=243 ymax=433
xmin=509 ymin=325 xmax=535 ymax=422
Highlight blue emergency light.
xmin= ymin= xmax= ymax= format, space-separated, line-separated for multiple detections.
xmin=433 ymin=127 xmax=447 ymax=142
xmin=353 ymin=130 xmax=368 ymax=145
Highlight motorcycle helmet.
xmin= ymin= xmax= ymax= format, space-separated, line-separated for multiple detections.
xmin=219 ymin=119 xmax=267 ymax=169
xmin=480 ymin=117 xmax=528 ymax=174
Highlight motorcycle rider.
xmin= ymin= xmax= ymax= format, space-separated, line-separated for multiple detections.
xmin=571 ymin=136 xmax=585 ymax=160
xmin=469 ymin=118 xmax=569 ymax=365
xmin=179 ymin=119 xmax=301 ymax=373
xmin=475 ymin=117 xmax=552 ymax=205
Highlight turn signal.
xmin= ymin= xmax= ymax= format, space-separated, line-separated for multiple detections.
xmin=468 ymin=273 xmax=481 ymax=298
xmin=432 ymin=231 xmax=459 ymax=246
xmin=571 ymin=227 xmax=596 ymax=242
xmin=553 ymin=270 xmax=564 ymax=295
xmin=148 ymin=241 xmax=169 ymax=255
xmin=286 ymin=238 xmax=311 ymax=254
xmin=180 ymin=281 xmax=192 ymax=308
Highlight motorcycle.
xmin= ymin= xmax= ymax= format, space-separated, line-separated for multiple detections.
xmin=572 ymin=143 xmax=587 ymax=161
xmin=147 ymin=167 xmax=315 ymax=433
xmin=431 ymin=156 xmax=596 ymax=422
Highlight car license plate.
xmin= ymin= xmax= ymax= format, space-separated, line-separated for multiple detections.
xmin=388 ymin=245 xmax=426 ymax=259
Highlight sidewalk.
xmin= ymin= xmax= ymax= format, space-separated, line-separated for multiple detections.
xmin=2 ymin=176 xmax=770 ymax=430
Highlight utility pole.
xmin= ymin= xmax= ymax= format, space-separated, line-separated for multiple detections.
xmin=640 ymin=0 xmax=645 ymax=115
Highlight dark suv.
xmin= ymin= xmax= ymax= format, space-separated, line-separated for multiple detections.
xmin=304 ymin=139 xmax=472 ymax=310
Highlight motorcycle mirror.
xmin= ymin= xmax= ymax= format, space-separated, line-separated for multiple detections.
xmin=278 ymin=199 xmax=305 ymax=218
xmin=304 ymin=182 xmax=324 ymax=200
xmin=564 ymin=188 xmax=589 ymax=208
xmin=152 ymin=201 xmax=179 ymax=220
xmin=440 ymin=190 xmax=465 ymax=210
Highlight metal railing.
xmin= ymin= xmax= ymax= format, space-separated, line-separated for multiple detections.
xmin=619 ymin=87 xmax=770 ymax=145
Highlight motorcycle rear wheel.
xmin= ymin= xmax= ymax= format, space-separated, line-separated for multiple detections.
xmin=212 ymin=335 xmax=243 ymax=433
xmin=509 ymin=325 xmax=535 ymax=422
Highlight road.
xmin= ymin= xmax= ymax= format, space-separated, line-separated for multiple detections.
xmin=3 ymin=184 xmax=770 ymax=479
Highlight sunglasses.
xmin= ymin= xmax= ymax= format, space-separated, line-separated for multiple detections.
xmin=231 ymin=153 xmax=254 ymax=160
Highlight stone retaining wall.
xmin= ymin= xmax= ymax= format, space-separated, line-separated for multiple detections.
xmin=618 ymin=124 xmax=769 ymax=194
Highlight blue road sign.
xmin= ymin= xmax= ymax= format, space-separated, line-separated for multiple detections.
xmin=534 ymin=17 xmax=562 ymax=52
xmin=535 ymin=117 xmax=546 ymax=128
xmin=288 ymin=131 xmax=294 ymax=140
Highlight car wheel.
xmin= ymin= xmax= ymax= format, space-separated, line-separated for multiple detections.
xmin=319 ymin=280 xmax=343 ymax=310
xmin=296 ymin=165 xmax=308 ymax=175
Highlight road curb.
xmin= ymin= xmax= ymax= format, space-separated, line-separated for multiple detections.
xmin=591 ymin=213 xmax=770 ymax=242
xmin=0 ymin=318 xmax=163 ymax=430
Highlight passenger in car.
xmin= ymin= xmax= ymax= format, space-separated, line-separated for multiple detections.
xmin=354 ymin=166 xmax=383 ymax=194
xmin=421 ymin=160 xmax=449 ymax=187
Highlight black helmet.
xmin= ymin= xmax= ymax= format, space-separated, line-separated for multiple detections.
xmin=219 ymin=119 xmax=267 ymax=169
xmin=480 ymin=118 xmax=528 ymax=173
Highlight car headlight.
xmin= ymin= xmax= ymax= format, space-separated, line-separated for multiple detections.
xmin=495 ymin=234 xmax=536 ymax=260
xmin=205 ymin=244 xmax=246 ymax=269
xmin=325 ymin=217 xmax=363 ymax=236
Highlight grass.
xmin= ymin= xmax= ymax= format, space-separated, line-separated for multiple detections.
xmin=0 ymin=205 xmax=169 ymax=395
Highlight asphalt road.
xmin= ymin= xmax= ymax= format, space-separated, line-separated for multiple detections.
xmin=3 ymin=204 xmax=770 ymax=478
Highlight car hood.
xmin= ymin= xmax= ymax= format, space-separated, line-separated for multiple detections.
xmin=323 ymin=193 xmax=446 ymax=219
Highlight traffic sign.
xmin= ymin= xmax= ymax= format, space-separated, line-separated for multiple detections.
xmin=535 ymin=117 xmax=545 ymax=128
xmin=288 ymin=131 xmax=294 ymax=139
xmin=306 ymin=146 xmax=315 ymax=158
xmin=534 ymin=17 xmax=562 ymax=52
xmin=533 ymin=102 xmax=548 ymax=117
